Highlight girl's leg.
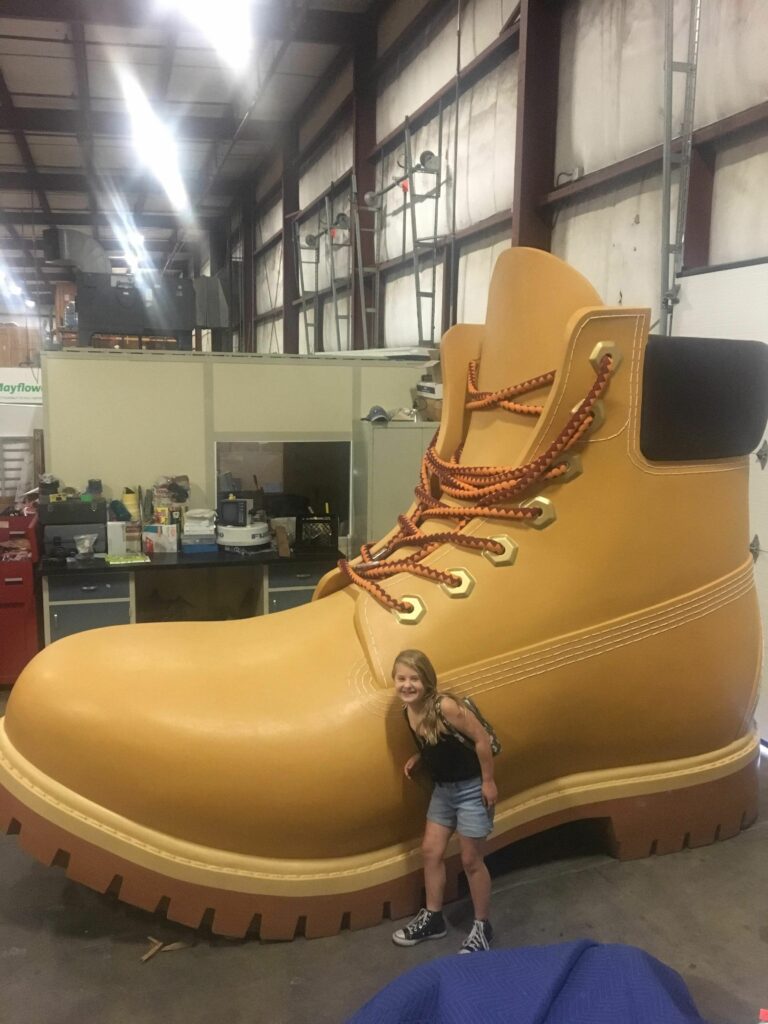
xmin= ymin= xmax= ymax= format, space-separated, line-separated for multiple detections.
xmin=422 ymin=821 xmax=453 ymax=911
xmin=457 ymin=833 xmax=491 ymax=920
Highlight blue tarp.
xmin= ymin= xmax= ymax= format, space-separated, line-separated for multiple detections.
xmin=347 ymin=940 xmax=707 ymax=1024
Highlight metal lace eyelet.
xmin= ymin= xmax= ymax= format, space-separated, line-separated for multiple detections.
xmin=520 ymin=495 xmax=556 ymax=530
xmin=482 ymin=535 xmax=518 ymax=566
xmin=440 ymin=568 xmax=475 ymax=598
xmin=550 ymin=452 xmax=582 ymax=482
xmin=589 ymin=341 xmax=623 ymax=374
xmin=571 ymin=398 xmax=605 ymax=434
xmin=394 ymin=596 xmax=426 ymax=625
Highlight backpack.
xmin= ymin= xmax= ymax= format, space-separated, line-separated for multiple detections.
xmin=436 ymin=695 xmax=502 ymax=757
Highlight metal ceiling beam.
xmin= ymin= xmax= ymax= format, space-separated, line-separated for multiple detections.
xmin=0 ymin=107 xmax=275 ymax=142
xmin=0 ymin=170 xmax=235 ymax=199
xmin=0 ymin=236 xmax=190 ymax=255
xmin=0 ymin=1 xmax=366 ymax=46
xmin=69 ymin=20 xmax=101 ymax=239
xmin=1 ymin=210 xmax=216 ymax=229
xmin=0 ymin=69 xmax=54 ymax=223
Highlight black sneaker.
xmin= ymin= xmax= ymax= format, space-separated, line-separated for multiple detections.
xmin=392 ymin=908 xmax=447 ymax=947
xmin=458 ymin=918 xmax=493 ymax=953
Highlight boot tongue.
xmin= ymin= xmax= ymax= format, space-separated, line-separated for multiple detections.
xmin=459 ymin=248 xmax=603 ymax=469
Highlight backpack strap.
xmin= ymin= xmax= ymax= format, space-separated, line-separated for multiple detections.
xmin=435 ymin=695 xmax=502 ymax=756
xmin=434 ymin=695 xmax=474 ymax=750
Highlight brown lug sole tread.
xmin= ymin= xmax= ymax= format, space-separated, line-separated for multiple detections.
xmin=0 ymin=758 xmax=757 ymax=940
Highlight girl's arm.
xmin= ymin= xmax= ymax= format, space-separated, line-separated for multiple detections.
xmin=439 ymin=697 xmax=498 ymax=809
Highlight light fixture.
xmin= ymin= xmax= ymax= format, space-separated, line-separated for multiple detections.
xmin=117 ymin=69 xmax=190 ymax=215
xmin=9 ymin=283 xmax=22 ymax=296
xmin=25 ymin=298 xmax=36 ymax=309
xmin=155 ymin=0 xmax=252 ymax=73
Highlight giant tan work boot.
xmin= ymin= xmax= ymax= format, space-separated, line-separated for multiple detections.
xmin=2 ymin=248 xmax=767 ymax=940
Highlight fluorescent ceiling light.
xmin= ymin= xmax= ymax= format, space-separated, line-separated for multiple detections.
xmin=156 ymin=0 xmax=253 ymax=72
xmin=9 ymin=283 xmax=22 ymax=296
xmin=117 ymin=69 xmax=190 ymax=215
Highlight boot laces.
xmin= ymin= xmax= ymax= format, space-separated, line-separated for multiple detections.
xmin=460 ymin=919 xmax=491 ymax=953
xmin=403 ymin=908 xmax=432 ymax=938
xmin=339 ymin=355 xmax=614 ymax=613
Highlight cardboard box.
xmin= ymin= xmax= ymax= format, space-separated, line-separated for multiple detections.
xmin=142 ymin=524 xmax=178 ymax=554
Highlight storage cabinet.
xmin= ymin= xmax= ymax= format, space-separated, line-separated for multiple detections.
xmin=352 ymin=420 xmax=436 ymax=552
xmin=0 ymin=561 xmax=38 ymax=685
xmin=42 ymin=571 xmax=135 ymax=645
xmin=260 ymin=559 xmax=337 ymax=615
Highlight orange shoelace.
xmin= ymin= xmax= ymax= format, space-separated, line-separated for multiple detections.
xmin=338 ymin=353 xmax=614 ymax=614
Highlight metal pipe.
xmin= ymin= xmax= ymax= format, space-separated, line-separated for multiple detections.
xmin=659 ymin=0 xmax=675 ymax=337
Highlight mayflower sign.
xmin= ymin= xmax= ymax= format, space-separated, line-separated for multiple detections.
xmin=0 ymin=369 xmax=43 ymax=405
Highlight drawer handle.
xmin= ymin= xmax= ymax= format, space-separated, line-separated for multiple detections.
xmin=295 ymin=573 xmax=312 ymax=580
xmin=80 ymin=585 xmax=98 ymax=592
xmin=3 ymin=577 xmax=23 ymax=585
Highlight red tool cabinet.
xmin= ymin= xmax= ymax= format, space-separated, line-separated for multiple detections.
xmin=0 ymin=514 xmax=39 ymax=686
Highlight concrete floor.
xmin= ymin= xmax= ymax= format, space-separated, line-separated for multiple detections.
xmin=1 ymin=687 xmax=766 ymax=1024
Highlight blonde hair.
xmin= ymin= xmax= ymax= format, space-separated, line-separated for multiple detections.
xmin=392 ymin=649 xmax=464 ymax=746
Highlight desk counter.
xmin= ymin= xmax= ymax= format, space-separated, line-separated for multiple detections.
xmin=39 ymin=549 xmax=341 ymax=644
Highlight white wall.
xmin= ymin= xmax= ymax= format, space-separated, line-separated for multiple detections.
xmin=377 ymin=0 xmax=517 ymax=139
xmin=377 ymin=49 xmax=516 ymax=346
xmin=298 ymin=126 xmax=353 ymax=211
xmin=709 ymin=133 xmax=768 ymax=266
xmin=695 ymin=0 xmax=768 ymax=129
xmin=43 ymin=351 xmax=427 ymax=505
xmin=551 ymin=172 xmax=678 ymax=323
xmin=0 ymin=403 xmax=43 ymax=438
xmin=671 ymin=263 xmax=768 ymax=741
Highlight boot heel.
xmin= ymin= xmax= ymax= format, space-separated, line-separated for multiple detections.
xmin=604 ymin=758 xmax=758 ymax=861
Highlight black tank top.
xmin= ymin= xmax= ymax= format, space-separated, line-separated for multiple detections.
xmin=404 ymin=711 xmax=481 ymax=783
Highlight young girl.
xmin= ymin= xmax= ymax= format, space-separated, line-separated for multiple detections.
xmin=391 ymin=649 xmax=498 ymax=954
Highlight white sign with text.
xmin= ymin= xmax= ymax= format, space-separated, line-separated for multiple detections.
xmin=0 ymin=368 xmax=43 ymax=405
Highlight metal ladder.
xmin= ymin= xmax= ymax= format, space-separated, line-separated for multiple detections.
xmin=351 ymin=170 xmax=382 ymax=348
xmin=293 ymin=216 xmax=321 ymax=354
xmin=659 ymin=0 xmax=703 ymax=335
xmin=356 ymin=110 xmax=446 ymax=347
xmin=402 ymin=114 xmax=444 ymax=347
xmin=253 ymin=217 xmax=282 ymax=354
xmin=325 ymin=194 xmax=353 ymax=351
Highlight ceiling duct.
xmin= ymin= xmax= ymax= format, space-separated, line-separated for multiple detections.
xmin=42 ymin=227 xmax=111 ymax=275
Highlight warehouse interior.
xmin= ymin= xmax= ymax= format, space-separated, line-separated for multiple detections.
xmin=0 ymin=1 xmax=767 ymax=1022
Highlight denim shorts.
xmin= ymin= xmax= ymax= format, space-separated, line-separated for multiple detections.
xmin=426 ymin=776 xmax=494 ymax=839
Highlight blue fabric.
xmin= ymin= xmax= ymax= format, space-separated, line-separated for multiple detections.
xmin=347 ymin=941 xmax=707 ymax=1024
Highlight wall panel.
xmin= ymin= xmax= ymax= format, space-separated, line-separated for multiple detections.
xmin=709 ymin=133 xmax=768 ymax=266
xmin=556 ymin=0 xmax=688 ymax=179
xmin=551 ymin=172 xmax=678 ymax=322
xmin=255 ymin=318 xmax=283 ymax=355
xmin=696 ymin=0 xmax=768 ymax=129
xmin=299 ymin=60 xmax=353 ymax=150
xmin=456 ymin=235 xmax=512 ymax=324
xmin=298 ymin=126 xmax=353 ymax=210
xmin=383 ymin=263 xmax=444 ymax=348
xmin=377 ymin=55 xmax=516 ymax=263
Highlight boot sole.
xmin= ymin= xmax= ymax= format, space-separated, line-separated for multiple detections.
xmin=0 ymin=724 xmax=759 ymax=940
xmin=391 ymin=929 xmax=448 ymax=947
